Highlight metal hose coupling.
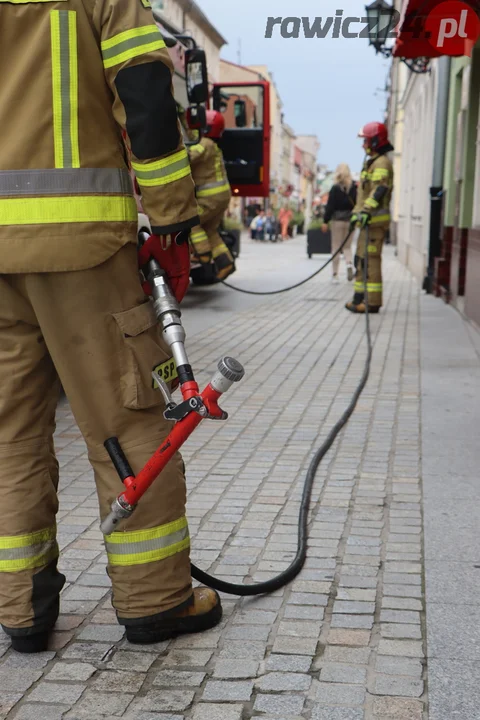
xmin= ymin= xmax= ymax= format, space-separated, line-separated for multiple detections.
xmin=100 ymin=497 xmax=135 ymax=536
xmin=210 ymin=356 xmax=245 ymax=393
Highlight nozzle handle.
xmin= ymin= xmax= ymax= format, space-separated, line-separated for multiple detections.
xmin=104 ymin=437 xmax=134 ymax=484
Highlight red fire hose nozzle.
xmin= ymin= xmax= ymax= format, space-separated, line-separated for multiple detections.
xmin=100 ymin=356 xmax=245 ymax=536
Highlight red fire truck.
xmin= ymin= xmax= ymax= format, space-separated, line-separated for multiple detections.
xmin=135 ymin=17 xmax=271 ymax=282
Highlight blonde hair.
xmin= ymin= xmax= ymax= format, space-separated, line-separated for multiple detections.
xmin=334 ymin=163 xmax=353 ymax=192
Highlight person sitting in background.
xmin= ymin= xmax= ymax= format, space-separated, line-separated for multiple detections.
xmin=322 ymin=163 xmax=357 ymax=283
xmin=250 ymin=210 xmax=265 ymax=240
xmin=265 ymin=209 xmax=277 ymax=242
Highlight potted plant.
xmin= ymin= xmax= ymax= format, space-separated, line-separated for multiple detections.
xmin=307 ymin=217 xmax=331 ymax=258
xmin=294 ymin=211 xmax=305 ymax=235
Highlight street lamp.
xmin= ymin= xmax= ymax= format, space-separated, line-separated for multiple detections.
xmin=365 ymin=0 xmax=431 ymax=74
xmin=365 ymin=0 xmax=397 ymax=57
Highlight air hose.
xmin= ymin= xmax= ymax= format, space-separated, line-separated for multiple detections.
xmin=190 ymin=229 xmax=372 ymax=595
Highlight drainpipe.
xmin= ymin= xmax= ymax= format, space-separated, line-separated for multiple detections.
xmin=423 ymin=56 xmax=451 ymax=293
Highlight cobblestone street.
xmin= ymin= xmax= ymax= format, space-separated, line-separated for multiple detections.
xmin=1 ymin=235 xmax=479 ymax=720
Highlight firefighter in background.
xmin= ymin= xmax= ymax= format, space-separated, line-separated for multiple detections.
xmin=0 ymin=0 xmax=221 ymax=653
xmin=346 ymin=122 xmax=394 ymax=314
xmin=187 ymin=110 xmax=235 ymax=280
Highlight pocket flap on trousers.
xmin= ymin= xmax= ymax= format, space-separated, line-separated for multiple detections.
xmin=113 ymin=301 xmax=157 ymax=337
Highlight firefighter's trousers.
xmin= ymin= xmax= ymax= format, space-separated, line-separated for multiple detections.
xmin=352 ymin=225 xmax=386 ymax=308
xmin=0 ymin=245 xmax=192 ymax=639
xmin=190 ymin=192 xmax=233 ymax=277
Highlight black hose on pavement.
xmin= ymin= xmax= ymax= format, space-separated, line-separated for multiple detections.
xmin=221 ymin=230 xmax=353 ymax=296
xmin=191 ymin=229 xmax=372 ymax=595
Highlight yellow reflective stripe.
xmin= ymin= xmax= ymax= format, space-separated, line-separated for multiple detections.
xmin=105 ymin=516 xmax=190 ymax=567
xmin=0 ymin=526 xmax=58 ymax=572
xmin=365 ymin=198 xmax=379 ymax=209
xmin=370 ymin=214 xmax=390 ymax=224
xmin=354 ymin=282 xmax=365 ymax=291
xmin=50 ymin=10 xmax=79 ymax=169
xmin=51 ymin=11 xmax=62 ymax=167
xmin=197 ymin=182 xmax=231 ymax=198
xmin=107 ymin=538 xmax=190 ymax=566
xmin=101 ymin=25 xmax=165 ymax=69
xmin=191 ymin=229 xmax=209 ymax=244
xmin=189 ymin=143 xmax=205 ymax=156
xmin=371 ymin=168 xmax=390 ymax=181
xmin=367 ymin=244 xmax=378 ymax=253
xmin=0 ymin=527 xmax=55 ymax=549
xmin=367 ymin=283 xmax=382 ymax=289
xmin=68 ymin=13 xmax=79 ymax=168
xmin=212 ymin=242 xmax=229 ymax=259
xmin=132 ymin=149 xmax=191 ymax=187
xmin=0 ymin=196 xmax=137 ymax=225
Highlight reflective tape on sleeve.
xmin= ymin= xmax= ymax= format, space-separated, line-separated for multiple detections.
xmin=371 ymin=168 xmax=390 ymax=182
xmin=188 ymin=143 xmax=205 ymax=157
xmin=101 ymin=25 xmax=166 ymax=69
xmin=0 ymin=526 xmax=58 ymax=572
xmin=132 ymin=149 xmax=191 ymax=187
xmin=197 ymin=181 xmax=231 ymax=198
xmin=51 ymin=10 xmax=79 ymax=169
xmin=0 ymin=195 xmax=137 ymax=225
xmin=0 ymin=168 xmax=133 ymax=196
xmin=365 ymin=197 xmax=379 ymax=209
xmin=104 ymin=516 xmax=190 ymax=567
xmin=190 ymin=228 xmax=209 ymax=246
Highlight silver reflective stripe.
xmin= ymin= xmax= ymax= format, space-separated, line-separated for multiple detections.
xmin=197 ymin=180 xmax=228 ymax=191
xmin=0 ymin=540 xmax=56 ymax=562
xmin=105 ymin=526 xmax=188 ymax=557
xmin=0 ymin=169 xmax=133 ymax=197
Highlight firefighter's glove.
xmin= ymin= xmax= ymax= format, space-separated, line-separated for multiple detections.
xmin=358 ymin=212 xmax=371 ymax=228
xmin=138 ymin=230 xmax=191 ymax=303
xmin=350 ymin=212 xmax=370 ymax=229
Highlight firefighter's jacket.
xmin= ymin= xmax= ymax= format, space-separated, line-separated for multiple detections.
xmin=354 ymin=152 xmax=393 ymax=228
xmin=187 ymin=138 xmax=232 ymax=210
xmin=0 ymin=0 xmax=199 ymax=273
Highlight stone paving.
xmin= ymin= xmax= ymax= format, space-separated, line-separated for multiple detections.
xmin=0 ymin=242 xmax=438 ymax=719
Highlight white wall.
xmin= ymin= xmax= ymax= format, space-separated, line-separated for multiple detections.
xmin=397 ymin=62 xmax=438 ymax=283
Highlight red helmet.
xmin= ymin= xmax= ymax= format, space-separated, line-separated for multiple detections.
xmin=205 ymin=110 xmax=225 ymax=139
xmin=358 ymin=122 xmax=390 ymax=151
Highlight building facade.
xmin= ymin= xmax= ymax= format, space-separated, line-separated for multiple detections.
xmin=151 ymin=0 xmax=226 ymax=83
xmin=387 ymin=2 xmax=480 ymax=328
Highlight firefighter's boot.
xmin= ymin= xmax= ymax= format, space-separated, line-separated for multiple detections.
xmin=345 ymin=301 xmax=380 ymax=314
xmin=125 ymin=587 xmax=222 ymax=644
xmin=213 ymin=243 xmax=235 ymax=280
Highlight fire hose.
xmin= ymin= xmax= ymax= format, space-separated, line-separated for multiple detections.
xmin=101 ymin=229 xmax=372 ymax=596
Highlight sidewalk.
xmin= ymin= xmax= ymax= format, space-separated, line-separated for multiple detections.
xmin=0 ymin=238 xmax=479 ymax=720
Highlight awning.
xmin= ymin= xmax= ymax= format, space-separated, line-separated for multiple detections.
xmin=393 ymin=0 xmax=480 ymax=59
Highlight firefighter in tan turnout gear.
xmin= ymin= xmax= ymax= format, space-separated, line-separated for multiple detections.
xmin=0 ymin=0 xmax=221 ymax=653
xmin=346 ymin=122 xmax=394 ymax=314
xmin=187 ymin=110 xmax=235 ymax=280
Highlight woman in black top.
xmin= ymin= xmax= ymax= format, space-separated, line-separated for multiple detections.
xmin=322 ymin=164 xmax=357 ymax=282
